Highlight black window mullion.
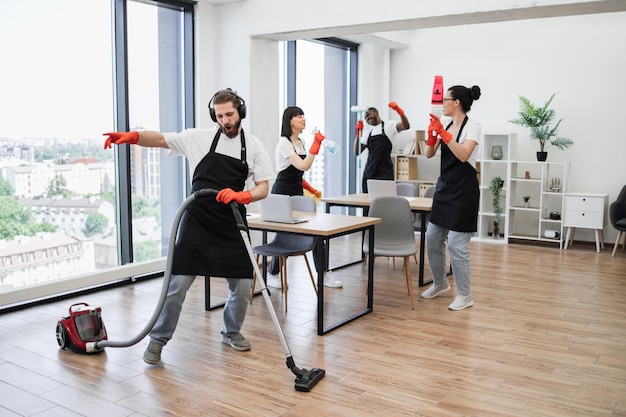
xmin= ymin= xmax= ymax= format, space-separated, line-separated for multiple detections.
xmin=112 ymin=0 xmax=133 ymax=265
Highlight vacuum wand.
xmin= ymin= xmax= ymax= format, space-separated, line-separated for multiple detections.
xmin=88 ymin=189 xmax=219 ymax=352
xmin=229 ymin=201 xmax=326 ymax=392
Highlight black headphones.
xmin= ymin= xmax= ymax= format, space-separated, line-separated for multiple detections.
xmin=208 ymin=88 xmax=247 ymax=122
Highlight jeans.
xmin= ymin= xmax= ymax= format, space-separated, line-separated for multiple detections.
xmin=425 ymin=223 xmax=472 ymax=296
xmin=149 ymin=274 xmax=252 ymax=346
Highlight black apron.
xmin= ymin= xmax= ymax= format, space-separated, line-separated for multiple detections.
xmin=362 ymin=121 xmax=394 ymax=193
xmin=272 ymin=137 xmax=305 ymax=196
xmin=171 ymin=129 xmax=252 ymax=278
xmin=429 ymin=116 xmax=479 ymax=232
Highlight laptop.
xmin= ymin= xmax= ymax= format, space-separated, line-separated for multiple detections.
xmin=258 ymin=194 xmax=309 ymax=224
xmin=367 ymin=179 xmax=398 ymax=201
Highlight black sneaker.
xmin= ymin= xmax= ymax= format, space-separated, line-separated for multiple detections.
xmin=221 ymin=332 xmax=251 ymax=351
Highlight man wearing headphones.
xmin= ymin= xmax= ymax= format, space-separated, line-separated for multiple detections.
xmin=103 ymin=88 xmax=274 ymax=364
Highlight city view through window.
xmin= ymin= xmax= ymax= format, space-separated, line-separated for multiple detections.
xmin=0 ymin=0 xmax=188 ymax=298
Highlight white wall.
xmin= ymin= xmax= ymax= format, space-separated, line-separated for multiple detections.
xmin=194 ymin=1 xmax=626 ymax=244
xmin=389 ymin=12 xmax=626 ymax=243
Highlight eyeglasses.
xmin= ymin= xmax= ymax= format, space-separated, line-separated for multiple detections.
xmin=443 ymin=98 xmax=456 ymax=102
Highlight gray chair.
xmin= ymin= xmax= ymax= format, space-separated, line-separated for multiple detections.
xmin=396 ymin=182 xmax=418 ymax=199
xmin=610 ymin=184 xmax=626 ymax=256
xmin=363 ymin=196 xmax=418 ymax=309
xmin=251 ymin=195 xmax=317 ymax=311
xmin=395 ymin=182 xmax=419 ymax=266
xmin=416 ymin=185 xmax=436 ymax=232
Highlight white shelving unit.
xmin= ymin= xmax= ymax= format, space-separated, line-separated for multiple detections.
xmin=507 ymin=161 xmax=570 ymax=248
xmin=475 ymin=133 xmax=515 ymax=242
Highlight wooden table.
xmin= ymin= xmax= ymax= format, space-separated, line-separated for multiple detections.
xmin=322 ymin=193 xmax=433 ymax=287
xmin=247 ymin=211 xmax=382 ymax=335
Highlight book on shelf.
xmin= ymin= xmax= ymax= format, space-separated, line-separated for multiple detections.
xmin=403 ymin=139 xmax=415 ymax=155
xmin=415 ymin=130 xmax=426 ymax=155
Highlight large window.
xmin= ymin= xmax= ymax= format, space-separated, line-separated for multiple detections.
xmin=0 ymin=0 xmax=194 ymax=309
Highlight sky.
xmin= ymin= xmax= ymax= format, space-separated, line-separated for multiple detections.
xmin=0 ymin=0 xmax=158 ymax=139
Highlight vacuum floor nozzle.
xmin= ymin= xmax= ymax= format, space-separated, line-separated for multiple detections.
xmin=294 ymin=367 xmax=326 ymax=392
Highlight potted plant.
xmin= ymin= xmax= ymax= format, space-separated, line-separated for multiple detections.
xmin=509 ymin=93 xmax=574 ymax=161
xmin=489 ymin=176 xmax=504 ymax=238
xmin=523 ymin=195 xmax=531 ymax=208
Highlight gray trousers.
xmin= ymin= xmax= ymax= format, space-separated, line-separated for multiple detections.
xmin=149 ymin=274 xmax=252 ymax=346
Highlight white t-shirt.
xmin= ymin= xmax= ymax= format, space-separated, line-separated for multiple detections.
xmin=164 ymin=127 xmax=275 ymax=183
xmin=440 ymin=116 xmax=481 ymax=169
xmin=275 ymin=136 xmax=306 ymax=173
xmin=361 ymin=120 xmax=399 ymax=145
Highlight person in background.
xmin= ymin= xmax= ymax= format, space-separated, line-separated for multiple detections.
xmin=354 ymin=102 xmax=410 ymax=193
xmin=420 ymin=85 xmax=482 ymax=311
xmin=103 ymin=88 xmax=274 ymax=363
xmin=267 ymin=106 xmax=343 ymax=289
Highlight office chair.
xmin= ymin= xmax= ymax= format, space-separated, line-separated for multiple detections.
xmin=395 ymin=182 xmax=419 ymax=266
xmin=610 ymin=184 xmax=626 ymax=256
xmin=251 ymin=195 xmax=317 ymax=311
xmin=363 ymin=196 xmax=418 ymax=309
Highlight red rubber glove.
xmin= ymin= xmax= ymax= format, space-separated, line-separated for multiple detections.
xmin=426 ymin=131 xmax=438 ymax=146
xmin=302 ymin=179 xmax=321 ymax=198
xmin=308 ymin=131 xmax=325 ymax=155
xmin=426 ymin=117 xmax=439 ymax=146
xmin=216 ymin=188 xmax=252 ymax=205
xmin=356 ymin=120 xmax=364 ymax=137
xmin=429 ymin=113 xmax=453 ymax=144
xmin=103 ymin=131 xmax=139 ymax=149
xmin=389 ymin=102 xmax=405 ymax=117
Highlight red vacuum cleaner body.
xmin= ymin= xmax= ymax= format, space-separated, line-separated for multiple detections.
xmin=56 ymin=303 xmax=108 ymax=353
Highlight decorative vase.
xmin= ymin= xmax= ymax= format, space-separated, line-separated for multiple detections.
xmin=536 ymin=151 xmax=547 ymax=161
xmin=492 ymin=221 xmax=501 ymax=239
xmin=491 ymin=145 xmax=503 ymax=160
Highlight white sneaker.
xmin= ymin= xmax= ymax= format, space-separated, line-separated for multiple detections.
xmin=323 ymin=272 xmax=343 ymax=288
xmin=421 ymin=281 xmax=451 ymax=299
xmin=448 ymin=295 xmax=474 ymax=311
xmin=265 ymin=273 xmax=282 ymax=289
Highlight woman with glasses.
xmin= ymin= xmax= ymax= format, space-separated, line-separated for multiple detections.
xmin=420 ymin=85 xmax=482 ymax=311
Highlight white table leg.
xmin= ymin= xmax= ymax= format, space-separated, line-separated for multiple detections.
xmin=564 ymin=227 xmax=574 ymax=250
xmin=595 ymin=229 xmax=601 ymax=253
xmin=600 ymin=229 xmax=605 ymax=249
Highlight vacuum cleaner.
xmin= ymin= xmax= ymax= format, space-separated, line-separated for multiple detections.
xmin=56 ymin=302 xmax=108 ymax=354
xmin=56 ymin=188 xmax=325 ymax=392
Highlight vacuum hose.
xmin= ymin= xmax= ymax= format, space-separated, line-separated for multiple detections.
xmin=87 ymin=189 xmax=218 ymax=352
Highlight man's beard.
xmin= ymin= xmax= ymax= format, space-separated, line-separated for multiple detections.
xmin=221 ymin=120 xmax=241 ymax=138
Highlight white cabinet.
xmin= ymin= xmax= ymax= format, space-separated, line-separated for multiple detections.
xmin=507 ymin=161 xmax=569 ymax=248
xmin=475 ymin=133 xmax=515 ymax=242
xmin=563 ymin=193 xmax=608 ymax=252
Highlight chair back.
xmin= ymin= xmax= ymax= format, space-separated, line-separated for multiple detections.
xmin=412 ymin=185 xmax=436 ymax=231
xmin=396 ymin=182 xmax=418 ymax=197
xmin=364 ymin=196 xmax=417 ymax=257
xmin=610 ymin=184 xmax=626 ymax=230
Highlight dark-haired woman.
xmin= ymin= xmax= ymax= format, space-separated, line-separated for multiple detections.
xmin=420 ymin=85 xmax=482 ymax=310
xmin=267 ymin=106 xmax=343 ymax=289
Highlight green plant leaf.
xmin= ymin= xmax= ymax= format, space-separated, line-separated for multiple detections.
xmin=509 ymin=93 xmax=573 ymax=152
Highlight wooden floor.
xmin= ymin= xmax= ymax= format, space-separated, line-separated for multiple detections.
xmin=1 ymin=235 xmax=626 ymax=417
